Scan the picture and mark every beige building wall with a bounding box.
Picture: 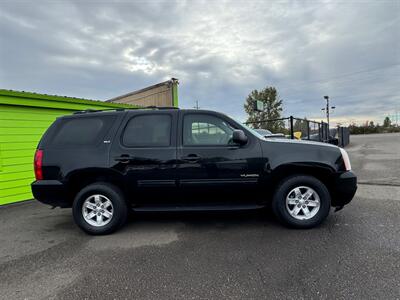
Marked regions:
[108,79,178,107]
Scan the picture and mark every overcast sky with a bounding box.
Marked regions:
[0,0,399,125]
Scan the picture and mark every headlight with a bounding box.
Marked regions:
[340,148,351,171]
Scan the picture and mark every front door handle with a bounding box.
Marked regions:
[182,154,201,162]
[114,154,134,163]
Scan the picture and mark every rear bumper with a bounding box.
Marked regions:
[31,180,71,208]
[332,171,357,207]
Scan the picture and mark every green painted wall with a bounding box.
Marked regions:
[0,89,135,205]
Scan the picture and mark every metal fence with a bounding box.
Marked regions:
[338,126,350,147]
[244,116,350,147]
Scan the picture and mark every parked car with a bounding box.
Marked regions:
[254,128,285,138]
[302,128,339,145]
[32,108,357,235]
[327,128,339,145]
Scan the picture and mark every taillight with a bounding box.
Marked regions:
[34,149,43,180]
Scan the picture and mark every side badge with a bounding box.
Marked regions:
[240,174,259,178]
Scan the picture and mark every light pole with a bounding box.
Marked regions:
[321,95,335,129]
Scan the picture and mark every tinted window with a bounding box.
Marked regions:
[183,114,234,146]
[52,116,114,146]
[122,114,171,147]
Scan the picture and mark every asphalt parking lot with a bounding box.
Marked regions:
[1,133,399,299]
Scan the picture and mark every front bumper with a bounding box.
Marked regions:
[332,171,357,207]
[31,180,71,208]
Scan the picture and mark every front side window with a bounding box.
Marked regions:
[183,114,234,146]
[122,114,171,147]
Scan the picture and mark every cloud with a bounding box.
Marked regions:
[0,0,398,125]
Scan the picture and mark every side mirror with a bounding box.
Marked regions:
[232,130,248,145]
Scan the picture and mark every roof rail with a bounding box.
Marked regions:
[73,109,99,114]
[143,106,179,110]
[72,106,179,115]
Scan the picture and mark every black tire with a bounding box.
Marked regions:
[72,182,128,235]
[272,175,331,229]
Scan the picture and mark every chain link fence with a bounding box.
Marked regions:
[244,116,350,147]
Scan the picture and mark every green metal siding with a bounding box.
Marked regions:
[172,82,179,107]
[0,89,135,205]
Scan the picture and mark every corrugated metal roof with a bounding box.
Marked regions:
[107,78,178,102]
[0,89,136,108]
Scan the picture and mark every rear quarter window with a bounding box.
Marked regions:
[50,116,115,147]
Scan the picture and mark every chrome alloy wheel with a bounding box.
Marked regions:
[286,186,320,220]
[82,194,114,227]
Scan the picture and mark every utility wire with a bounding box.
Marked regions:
[276,62,400,90]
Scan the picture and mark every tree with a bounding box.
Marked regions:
[244,86,284,132]
[348,119,400,135]
[383,116,391,128]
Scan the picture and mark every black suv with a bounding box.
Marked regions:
[32,108,357,235]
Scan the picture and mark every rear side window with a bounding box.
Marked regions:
[51,116,115,147]
[122,114,171,147]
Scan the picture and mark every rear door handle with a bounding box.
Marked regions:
[182,154,201,162]
[114,154,134,163]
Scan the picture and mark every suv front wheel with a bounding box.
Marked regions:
[72,183,128,235]
[272,175,331,228]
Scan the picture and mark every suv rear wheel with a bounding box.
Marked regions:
[72,183,128,235]
[272,175,331,228]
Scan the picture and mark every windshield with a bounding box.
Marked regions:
[228,116,266,140]
[242,123,266,139]
[255,128,272,135]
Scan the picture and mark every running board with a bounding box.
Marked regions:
[133,204,265,212]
